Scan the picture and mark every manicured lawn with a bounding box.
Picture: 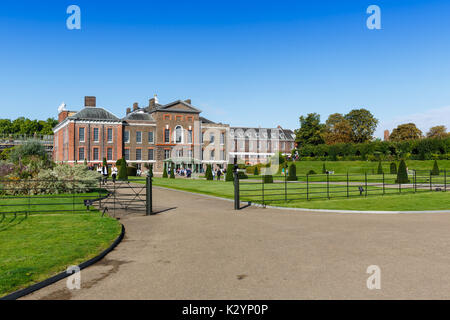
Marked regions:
[286,160,450,175]
[0,192,121,298]
[148,177,450,211]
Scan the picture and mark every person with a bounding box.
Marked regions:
[217,168,222,181]
[111,165,118,183]
[102,165,108,184]
[137,168,142,177]
[96,165,102,175]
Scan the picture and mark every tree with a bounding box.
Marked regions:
[225,164,234,181]
[377,161,383,174]
[431,160,440,176]
[322,113,352,145]
[162,165,168,178]
[287,163,297,181]
[118,158,128,180]
[344,109,378,143]
[9,140,48,163]
[170,163,175,179]
[427,125,448,139]
[294,113,325,147]
[389,123,422,141]
[205,164,213,180]
[253,166,259,176]
[396,160,409,184]
[390,162,397,174]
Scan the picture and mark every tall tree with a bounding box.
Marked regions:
[389,123,422,142]
[426,125,448,139]
[344,109,378,143]
[294,113,325,146]
[322,113,352,145]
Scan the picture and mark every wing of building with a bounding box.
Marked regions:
[53,96,296,174]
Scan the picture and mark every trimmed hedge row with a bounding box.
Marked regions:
[294,137,450,161]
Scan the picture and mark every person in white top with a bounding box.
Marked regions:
[111,165,118,183]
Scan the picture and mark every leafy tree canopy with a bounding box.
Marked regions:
[390,123,423,142]
[323,113,352,145]
[344,109,378,143]
[0,117,58,136]
[294,113,325,147]
[426,125,448,139]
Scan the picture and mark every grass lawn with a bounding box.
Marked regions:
[148,177,450,211]
[285,160,450,175]
[0,192,121,298]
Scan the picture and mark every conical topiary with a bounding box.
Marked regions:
[390,162,397,174]
[377,161,383,174]
[263,174,273,183]
[396,160,410,184]
[287,163,297,181]
[431,160,440,176]
[170,163,175,179]
[205,164,213,180]
[253,166,259,176]
[162,165,168,178]
[225,164,234,181]
[118,158,128,181]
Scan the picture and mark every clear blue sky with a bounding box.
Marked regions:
[1,0,449,137]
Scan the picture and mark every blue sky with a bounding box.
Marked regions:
[0,0,449,137]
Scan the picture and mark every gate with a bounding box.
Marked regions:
[99,176,153,216]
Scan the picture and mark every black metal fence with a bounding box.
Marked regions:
[0,176,154,220]
[235,170,448,209]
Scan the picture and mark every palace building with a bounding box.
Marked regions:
[53,96,295,175]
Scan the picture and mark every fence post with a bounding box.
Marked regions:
[382,172,385,195]
[430,172,432,191]
[99,179,102,209]
[306,174,309,201]
[346,172,349,198]
[72,179,75,213]
[284,170,287,202]
[326,173,330,199]
[365,172,368,197]
[445,170,447,192]
[234,170,240,210]
[146,174,153,215]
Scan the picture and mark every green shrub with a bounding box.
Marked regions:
[390,162,397,174]
[9,140,48,164]
[307,169,317,175]
[377,161,383,174]
[225,164,234,181]
[263,174,273,183]
[162,165,168,178]
[431,160,440,175]
[253,166,259,176]
[170,163,175,179]
[238,171,248,179]
[118,158,128,180]
[396,160,410,183]
[205,164,213,180]
[287,163,297,181]
[127,166,137,177]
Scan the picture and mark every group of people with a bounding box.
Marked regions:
[212,167,226,180]
[169,167,192,178]
[88,164,119,184]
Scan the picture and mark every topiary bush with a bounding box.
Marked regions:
[396,160,410,183]
[431,160,440,176]
[170,163,175,179]
[118,158,128,180]
[238,171,248,179]
[377,161,383,174]
[390,162,397,174]
[263,174,273,183]
[253,166,259,176]
[127,166,137,177]
[205,164,213,180]
[162,165,168,178]
[307,170,317,175]
[225,164,234,181]
[287,163,297,181]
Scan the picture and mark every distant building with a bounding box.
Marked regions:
[0,134,53,157]
[53,96,296,174]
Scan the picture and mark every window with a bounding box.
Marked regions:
[176,149,183,158]
[79,128,85,142]
[210,150,215,160]
[210,133,215,144]
[164,115,171,121]
[136,131,142,143]
[107,148,113,161]
[220,132,225,144]
[164,129,170,143]
[93,128,99,142]
[220,150,225,160]
[188,130,192,144]
[148,149,154,160]
[148,131,154,143]
[124,131,130,143]
[136,149,142,161]
[107,128,113,142]
[164,149,170,159]
[78,148,85,161]
[175,126,182,143]
[176,115,182,121]
[188,149,193,159]
[124,149,130,161]
[93,148,99,161]
[201,133,204,143]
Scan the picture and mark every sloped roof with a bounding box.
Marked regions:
[123,111,155,121]
[200,116,215,124]
[149,100,202,114]
[69,107,121,122]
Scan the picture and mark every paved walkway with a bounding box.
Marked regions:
[23,187,450,299]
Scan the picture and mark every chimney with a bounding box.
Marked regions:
[84,96,96,107]
[384,130,390,141]
[133,102,139,111]
[184,99,191,104]
[58,111,69,123]
[126,107,131,115]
